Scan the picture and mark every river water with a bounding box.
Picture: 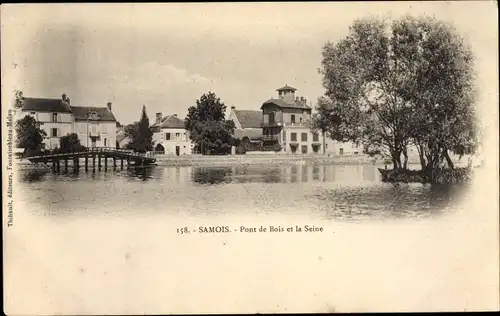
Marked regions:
[7,163,498,314]
[17,164,468,221]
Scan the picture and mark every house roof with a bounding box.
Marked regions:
[261,98,311,110]
[151,115,185,129]
[276,85,297,92]
[233,110,262,128]
[116,131,129,143]
[70,106,117,122]
[22,97,73,113]
[234,128,263,140]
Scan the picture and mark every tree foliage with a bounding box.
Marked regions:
[319,15,477,176]
[15,115,46,150]
[14,90,24,109]
[126,105,154,153]
[184,92,236,155]
[58,133,85,153]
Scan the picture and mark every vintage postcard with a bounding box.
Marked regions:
[2,2,499,314]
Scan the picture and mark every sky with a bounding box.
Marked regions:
[1,2,498,126]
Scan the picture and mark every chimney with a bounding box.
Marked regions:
[61,93,70,105]
[107,102,112,111]
[156,112,162,125]
[173,114,178,117]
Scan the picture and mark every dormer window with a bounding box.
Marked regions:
[88,111,100,120]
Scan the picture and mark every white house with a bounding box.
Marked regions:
[20,96,74,149]
[18,94,117,150]
[72,102,117,148]
[151,113,193,155]
[260,84,361,155]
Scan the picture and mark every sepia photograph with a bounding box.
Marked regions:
[2,2,499,314]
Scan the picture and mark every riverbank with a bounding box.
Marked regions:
[151,154,377,167]
[378,167,474,184]
[15,153,471,169]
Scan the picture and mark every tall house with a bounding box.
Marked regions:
[20,96,74,149]
[151,113,193,155]
[18,94,117,149]
[72,102,117,148]
[261,85,322,154]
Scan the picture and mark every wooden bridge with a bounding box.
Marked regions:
[27,147,156,172]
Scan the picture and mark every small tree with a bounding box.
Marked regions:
[59,133,85,153]
[13,90,24,109]
[127,106,154,153]
[311,96,344,154]
[15,115,46,150]
[184,92,236,155]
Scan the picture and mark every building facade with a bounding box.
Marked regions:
[151,113,193,155]
[18,95,117,150]
[260,85,360,155]
[72,102,117,148]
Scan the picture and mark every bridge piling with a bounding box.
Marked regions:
[85,155,88,172]
[52,160,56,172]
[121,158,124,170]
[56,159,60,172]
[98,154,102,171]
[104,155,108,171]
[64,158,68,173]
[73,157,78,173]
[113,157,117,170]
[92,154,96,171]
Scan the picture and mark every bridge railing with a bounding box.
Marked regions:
[27,147,155,159]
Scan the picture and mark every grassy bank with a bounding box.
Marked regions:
[378,167,474,184]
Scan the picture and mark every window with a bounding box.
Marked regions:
[301,133,307,142]
[301,145,308,154]
[291,115,296,123]
[354,151,359,155]
[291,132,297,141]
[339,148,344,155]
[299,117,303,123]
[313,133,319,142]
[175,133,181,138]
[269,112,275,125]
[52,113,58,122]
[51,128,58,137]
[30,111,36,115]
[165,133,171,140]
[104,139,107,147]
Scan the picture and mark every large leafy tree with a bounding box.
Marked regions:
[184,92,236,155]
[319,15,477,173]
[15,115,46,150]
[127,105,154,153]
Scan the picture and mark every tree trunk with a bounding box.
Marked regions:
[392,157,398,170]
[443,149,454,169]
[417,144,426,171]
[402,148,408,170]
[322,130,326,155]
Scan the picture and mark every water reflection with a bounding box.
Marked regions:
[17,164,470,221]
[127,166,155,181]
[192,167,233,185]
